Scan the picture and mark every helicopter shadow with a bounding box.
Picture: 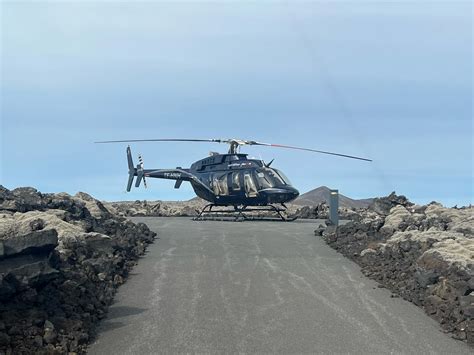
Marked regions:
[96,305,148,333]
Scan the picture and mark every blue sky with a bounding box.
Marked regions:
[1,1,472,206]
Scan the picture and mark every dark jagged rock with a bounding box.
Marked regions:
[295,202,362,220]
[318,194,473,346]
[0,187,46,213]
[0,185,156,354]
[296,205,326,219]
[368,191,413,216]
[2,229,58,257]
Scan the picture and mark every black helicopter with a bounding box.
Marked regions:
[95,138,371,221]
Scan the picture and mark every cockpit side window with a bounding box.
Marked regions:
[270,170,285,185]
[274,169,292,185]
[256,171,272,188]
[255,168,287,188]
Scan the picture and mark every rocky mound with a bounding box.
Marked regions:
[0,186,156,354]
[105,199,364,221]
[105,199,207,217]
[317,193,473,345]
[295,202,363,220]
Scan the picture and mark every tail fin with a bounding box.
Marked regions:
[126,146,135,192]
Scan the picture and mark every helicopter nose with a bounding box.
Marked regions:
[288,187,299,201]
[261,187,299,203]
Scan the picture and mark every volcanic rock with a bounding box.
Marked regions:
[0,185,156,354]
[369,192,413,216]
[319,193,473,345]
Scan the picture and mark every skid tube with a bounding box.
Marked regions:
[193,204,298,222]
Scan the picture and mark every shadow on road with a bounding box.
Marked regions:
[106,305,148,320]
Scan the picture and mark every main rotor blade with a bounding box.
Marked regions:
[249,141,372,162]
[95,137,372,161]
[95,138,223,144]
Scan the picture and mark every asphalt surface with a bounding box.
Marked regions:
[88,217,471,354]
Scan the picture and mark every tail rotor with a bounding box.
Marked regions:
[135,154,147,188]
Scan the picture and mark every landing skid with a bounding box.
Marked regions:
[193,204,298,222]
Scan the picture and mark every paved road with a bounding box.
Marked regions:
[88,217,471,354]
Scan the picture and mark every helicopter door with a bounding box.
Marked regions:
[243,171,258,197]
[212,175,220,195]
[229,171,242,195]
[211,173,229,196]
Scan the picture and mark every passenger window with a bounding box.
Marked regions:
[232,172,241,191]
[211,174,229,195]
[218,174,229,195]
[212,176,220,195]
[244,173,257,197]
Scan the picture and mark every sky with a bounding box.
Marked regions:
[1,1,472,206]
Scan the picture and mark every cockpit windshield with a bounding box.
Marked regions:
[255,168,288,188]
[274,169,292,185]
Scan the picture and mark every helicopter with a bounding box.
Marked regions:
[95,138,372,221]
